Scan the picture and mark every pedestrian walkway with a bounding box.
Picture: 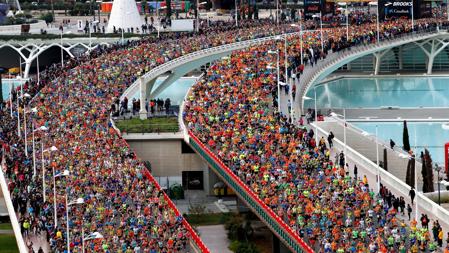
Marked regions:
[316,120,424,189]
[197,225,232,253]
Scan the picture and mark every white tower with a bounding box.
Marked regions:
[107,0,142,33]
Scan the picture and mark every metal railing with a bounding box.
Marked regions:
[115,122,180,134]
[112,127,210,253]
[188,131,314,253]
[121,31,302,101]
[311,121,449,237]
[298,29,445,110]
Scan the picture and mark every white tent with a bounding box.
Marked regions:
[106,0,142,33]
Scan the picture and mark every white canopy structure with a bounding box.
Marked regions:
[106,0,142,33]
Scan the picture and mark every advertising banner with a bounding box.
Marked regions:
[304,0,322,19]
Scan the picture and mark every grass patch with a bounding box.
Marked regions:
[184,213,232,226]
[115,117,179,133]
[0,234,18,253]
[0,223,12,230]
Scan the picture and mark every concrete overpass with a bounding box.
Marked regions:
[120,32,303,120]
[297,30,449,115]
[0,37,135,78]
[117,28,449,252]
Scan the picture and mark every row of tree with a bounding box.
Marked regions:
[403,120,436,193]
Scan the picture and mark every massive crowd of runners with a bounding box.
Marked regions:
[0,15,448,253]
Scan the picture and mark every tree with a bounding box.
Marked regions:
[406,154,415,188]
[229,241,260,253]
[403,120,411,152]
[422,149,435,193]
[166,0,172,19]
[40,12,54,24]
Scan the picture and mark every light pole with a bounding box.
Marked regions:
[196,1,207,32]
[276,0,279,25]
[337,2,349,40]
[30,107,37,177]
[268,49,280,113]
[37,126,49,202]
[290,23,303,65]
[66,197,84,253]
[414,125,418,221]
[83,232,104,252]
[447,0,449,22]
[376,124,380,192]
[17,94,21,138]
[435,164,442,205]
[37,55,40,84]
[60,32,64,67]
[235,0,238,27]
[411,0,414,31]
[51,152,69,228]
[22,93,31,157]
[313,12,324,52]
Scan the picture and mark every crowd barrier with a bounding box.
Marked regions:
[188,131,314,253]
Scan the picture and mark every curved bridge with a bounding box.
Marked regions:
[119,29,448,252]
[120,32,301,119]
[297,30,446,113]
[0,37,124,78]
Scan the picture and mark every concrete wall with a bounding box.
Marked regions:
[126,139,216,193]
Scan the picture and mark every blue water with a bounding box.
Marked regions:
[1,79,26,100]
[130,77,197,105]
[354,122,449,164]
[305,77,449,109]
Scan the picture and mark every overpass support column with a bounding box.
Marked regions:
[23,59,32,79]
[272,233,292,253]
[415,38,449,74]
[398,46,403,70]
[373,49,390,75]
[139,77,148,120]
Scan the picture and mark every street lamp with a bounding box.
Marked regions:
[235,0,238,27]
[60,31,72,68]
[435,164,442,205]
[375,124,380,192]
[368,2,380,43]
[21,93,31,158]
[30,107,38,177]
[268,49,280,113]
[67,197,84,253]
[337,2,349,40]
[37,126,49,202]
[157,6,167,38]
[196,1,207,32]
[312,12,324,52]
[52,153,66,229]
[290,23,303,65]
